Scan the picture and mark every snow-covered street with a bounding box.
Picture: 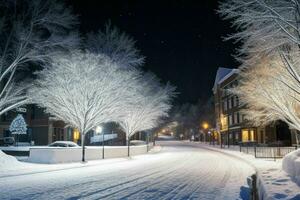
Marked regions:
[0,141,254,200]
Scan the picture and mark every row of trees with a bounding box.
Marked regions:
[219,0,300,144]
[165,98,214,139]
[0,0,175,161]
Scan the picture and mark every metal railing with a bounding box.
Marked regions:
[240,144,297,160]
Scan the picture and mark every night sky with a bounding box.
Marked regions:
[68,0,239,104]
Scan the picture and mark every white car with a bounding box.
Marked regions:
[48,141,79,147]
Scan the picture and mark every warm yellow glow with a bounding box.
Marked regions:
[220,115,228,131]
[162,129,166,133]
[95,126,102,134]
[213,131,218,139]
[73,128,80,142]
[242,129,249,142]
[250,130,255,141]
[242,129,255,142]
[202,122,209,130]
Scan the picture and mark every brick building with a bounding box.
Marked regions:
[213,67,297,146]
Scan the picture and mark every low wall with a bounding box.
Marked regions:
[28,144,152,164]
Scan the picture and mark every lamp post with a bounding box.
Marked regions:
[95,126,103,159]
[202,122,209,143]
[146,132,149,152]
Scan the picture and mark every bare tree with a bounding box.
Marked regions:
[85,22,144,68]
[232,53,300,144]
[219,0,300,143]
[0,0,79,115]
[118,73,176,156]
[219,0,300,58]
[29,51,141,162]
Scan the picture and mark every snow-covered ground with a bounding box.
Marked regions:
[194,142,300,200]
[0,140,255,200]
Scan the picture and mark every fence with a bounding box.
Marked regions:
[240,145,297,159]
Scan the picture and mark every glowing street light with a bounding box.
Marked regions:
[95,126,103,134]
[95,126,104,159]
[202,122,209,130]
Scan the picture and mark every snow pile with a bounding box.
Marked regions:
[0,150,22,171]
[282,149,300,185]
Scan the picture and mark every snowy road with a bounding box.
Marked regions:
[0,141,254,200]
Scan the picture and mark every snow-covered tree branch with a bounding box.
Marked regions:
[219,0,300,143]
[231,53,300,144]
[85,22,144,68]
[0,0,79,115]
[29,51,141,161]
[118,72,175,142]
[117,72,175,156]
[219,0,300,58]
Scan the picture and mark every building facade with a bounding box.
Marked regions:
[0,105,146,146]
[0,105,74,145]
[213,67,297,146]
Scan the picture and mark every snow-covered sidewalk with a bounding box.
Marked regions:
[192,142,300,200]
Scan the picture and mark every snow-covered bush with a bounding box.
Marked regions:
[9,114,27,135]
[0,150,22,171]
[282,149,300,185]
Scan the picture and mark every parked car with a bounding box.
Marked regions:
[48,141,79,147]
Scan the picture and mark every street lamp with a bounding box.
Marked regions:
[95,126,102,135]
[95,126,104,159]
[202,122,209,130]
[202,122,209,143]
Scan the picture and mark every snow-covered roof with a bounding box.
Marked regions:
[212,67,237,93]
[217,68,239,85]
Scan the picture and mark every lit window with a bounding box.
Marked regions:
[250,130,255,141]
[242,129,249,142]
[73,128,80,142]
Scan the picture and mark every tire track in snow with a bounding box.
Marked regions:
[1,141,254,200]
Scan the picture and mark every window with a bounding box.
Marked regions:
[250,130,255,141]
[228,98,232,109]
[236,96,239,106]
[73,129,80,143]
[235,133,239,140]
[234,112,238,124]
[229,114,232,125]
[242,129,255,142]
[233,96,239,107]
[242,129,249,142]
[223,100,227,111]
[239,113,243,123]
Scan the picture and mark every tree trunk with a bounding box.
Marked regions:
[127,136,130,157]
[81,133,85,162]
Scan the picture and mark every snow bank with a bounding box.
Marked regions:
[282,149,300,185]
[0,150,22,171]
[194,142,300,199]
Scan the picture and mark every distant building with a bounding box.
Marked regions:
[212,67,297,146]
[0,105,146,146]
[0,105,72,145]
